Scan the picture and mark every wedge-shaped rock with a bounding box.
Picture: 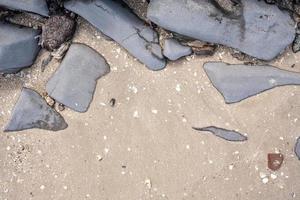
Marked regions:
[64,0,166,71]
[204,62,300,104]
[46,43,110,113]
[0,0,48,16]
[5,88,68,132]
[192,126,247,142]
[0,22,40,73]
[295,137,300,160]
[163,39,192,61]
[147,0,295,60]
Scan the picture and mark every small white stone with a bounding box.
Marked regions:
[228,165,234,170]
[151,109,158,114]
[40,185,45,190]
[262,177,269,184]
[144,178,152,189]
[133,111,139,118]
[259,172,267,179]
[176,84,181,92]
[270,174,277,180]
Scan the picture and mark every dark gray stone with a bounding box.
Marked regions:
[0,0,48,16]
[0,22,40,73]
[192,126,247,142]
[295,137,300,160]
[46,43,110,113]
[163,39,192,61]
[5,88,68,132]
[147,0,295,60]
[204,62,300,104]
[64,0,166,71]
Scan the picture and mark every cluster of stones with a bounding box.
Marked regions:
[0,0,300,159]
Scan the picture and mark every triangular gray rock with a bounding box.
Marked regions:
[0,22,40,73]
[46,43,110,113]
[64,0,166,71]
[5,88,68,132]
[193,126,247,142]
[147,0,295,60]
[0,0,48,16]
[295,137,300,160]
[204,62,300,104]
[163,39,192,61]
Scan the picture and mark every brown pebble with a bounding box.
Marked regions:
[57,103,65,112]
[45,96,55,107]
[268,153,284,171]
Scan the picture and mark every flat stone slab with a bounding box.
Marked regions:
[46,43,110,113]
[147,0,295,60]
[0,0,48,16]
[163,39,192,61]
[204,62,300,104]
[64,0,166,71]
[193,126,247,142]
[0,22,40,73]
[5,88,68,132]
[295,137,300,160]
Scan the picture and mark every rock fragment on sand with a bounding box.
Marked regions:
[163,39,192,61]
[46,43,110,113]
[5,88,68,132]
[147,0,295,60]
[0,22,40,73]
[295,137,300,160]
[192,126,247,142]
[64,0,166,71]
[0,0,49,16]
[203,62,300,104]
[268,153,284,171]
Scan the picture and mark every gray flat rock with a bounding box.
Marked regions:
[5,88,67,132]
[295,137,300,160]
[0,22,40,73]
[147,0,295,60]
[64,0,166,71]
[163,39,192,61]
[193,126,247,142]
[204,62,300,104]
[0,0,48,16]
[46,43,110,113]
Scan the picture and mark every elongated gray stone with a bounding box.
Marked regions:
[0,0,48,16]
[0,22,40,73]
[204,62,300,104]
[192,126,247,142]
[5,88,68,132]
[46,43,110,113]
[64,0,166,71]
[147,0,295,60]
[295,137,300,160]
[163,39,192,61]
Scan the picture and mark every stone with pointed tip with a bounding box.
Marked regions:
[193,126,247,142]
[0,0,49,16]
[0,22,40,73]
[46,43,110,113]
[5,88,68,132]
[163,39,192,61]
[295,137,300,160]
[204,62,300,104]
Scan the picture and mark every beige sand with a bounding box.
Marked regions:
[1,18,300,200]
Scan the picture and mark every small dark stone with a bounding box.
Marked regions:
[268,153,284,171]
[109,98,116,107]
[42,15,76,51]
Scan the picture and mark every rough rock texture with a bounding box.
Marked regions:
[192,126,247,142]
[5,88,68,132]
[295,137,300,160]
[42,15,76,51]
[147,0,295,60]
[122,0,149,21]
[204,62,300,104]
[0,22,40,73]
[46,43,110,113]
[64,0,166,71]
[163,39,192,61]
[0,0,49,16]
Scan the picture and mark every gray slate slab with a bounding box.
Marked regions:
[0,22,40,73]
[193,126,247,142]
[163,39,192,61]
[46,43,110,113]
[0,0,48,16]
[295,137,300,160]
[64,0,166,71]
[147,0,295,60]
[5,88,67,132]
[204,62,300,104]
